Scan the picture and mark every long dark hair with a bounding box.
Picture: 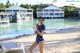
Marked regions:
[38,17,44,21]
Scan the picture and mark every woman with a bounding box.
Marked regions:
[29,17,45,53]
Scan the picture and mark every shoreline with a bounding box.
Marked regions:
[0,27,80,53]
[0,27,80,41]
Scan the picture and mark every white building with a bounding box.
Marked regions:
[37,6,64,19]
[0,5,33,20]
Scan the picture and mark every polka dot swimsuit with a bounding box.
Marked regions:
[36,24,45,43]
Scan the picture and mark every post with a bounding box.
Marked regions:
[21,43,25,53]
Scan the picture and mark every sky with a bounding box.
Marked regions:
[0,0,80,7]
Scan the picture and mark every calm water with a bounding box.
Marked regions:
[0,19,80,39]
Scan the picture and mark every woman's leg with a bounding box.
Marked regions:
[29,41,38,53]
[38,41,44,53]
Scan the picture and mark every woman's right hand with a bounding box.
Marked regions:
[36,24,38,28]
[33,26,38,31]
[33,24,38,31]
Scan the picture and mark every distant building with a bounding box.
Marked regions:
[0,5,33,20]
[37,6,64,19]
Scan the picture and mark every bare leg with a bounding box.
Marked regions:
[38,41,44,53]
[29,41,38,53]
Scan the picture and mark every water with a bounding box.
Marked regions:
[0,19,80,39]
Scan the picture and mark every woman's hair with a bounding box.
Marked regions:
[38,17,44,21]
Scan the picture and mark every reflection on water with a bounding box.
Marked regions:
[0,19,80,35]
[0,20,34,35]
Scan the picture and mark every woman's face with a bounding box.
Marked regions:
[39,19,44,24]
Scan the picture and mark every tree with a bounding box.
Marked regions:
[20,4,31,9]
[31,4,53,9]
[6,0,12,8]
[63,6,77,17]
[0,3,5,8]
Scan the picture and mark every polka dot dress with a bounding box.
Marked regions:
[36,24,45,43]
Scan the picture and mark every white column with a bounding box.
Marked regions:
[19,10,20,13]
[42,9,44,18]
[49,9,51,19]
[11,10,13,20]
[31,10,33,19]
[12,10,13,14]
[54,10,55,18]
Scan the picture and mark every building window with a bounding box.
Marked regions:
[50,9,54,11]
[38,13,43,16]
[38,13,43,15]
[27,14,32,17]
[6,10,12,13]
[38,10,42,12]
[55,10,59,11]
[20,10,26,12]
[27,10,32,12]
[44,13,48,15]
[50,13,54,15]
[13,10,19,13]
[47,17,49,19]
[55,13,59,15]
[44,17,46,19]
[60,13,63,15]
[44,10,48,12]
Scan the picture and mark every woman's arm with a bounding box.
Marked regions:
[36,29,44,36]
[34,30,37,34]
[33,26,45,36]
[33,24,38,34]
